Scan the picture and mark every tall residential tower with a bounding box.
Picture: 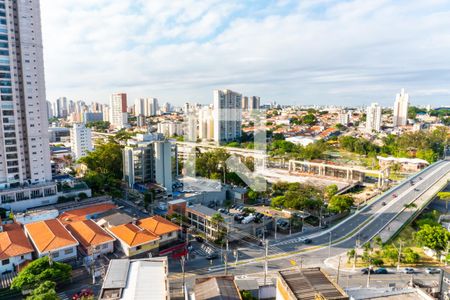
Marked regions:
[393,88,409,127]
[0,0,52,187]
[213,89,242,144]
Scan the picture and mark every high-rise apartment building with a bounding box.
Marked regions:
[135,97,159,117]
[338,111,351,126]
[198,105,214,141]
[56,97,68,118]
[366,103,382,132]
[123,134,172,192]
[70,123,92,159]
[110,93,128,129]
[242,96,249,110]
[213,89,242,144]
[393,88,409,127]
[0,0,52,187]
[46,101,53,119]
[248,96,261,111]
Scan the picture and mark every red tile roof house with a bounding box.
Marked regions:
[0,223,34,273]
[137,215,180,247]
[24,219,79,262]
[66,220,116,258]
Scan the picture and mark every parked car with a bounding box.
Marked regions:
[403,268,414,274]
[206,253,219,260]
[320,223,329,229]
[361,268,374,274]
[374,268,388,274]
[392,194,398,198]
[425,268,440,274]
[195,236,204,243]
[381,201,386,206]
[302,238,312,244]
[242,215,255,224]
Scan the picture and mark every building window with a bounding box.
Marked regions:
[102,243,108,249]
[64,248,73,255]
[1,259,9,265]
[136,245,142,251]
[52,251,59,258]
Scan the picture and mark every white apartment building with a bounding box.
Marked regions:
[338,111,351,126]
[198,105,214,141]
[154,141,172,193]
[393,88,409,127]
[123,134,173,192]
[157,121,183,137]
[213,89,242,144]
[102,104,111,122]
[71,123,93,159]
[110,93,128,129]
[366,103,382,132]
[248,96,261,111]
[135,97,159,117]
[0,0,52,188]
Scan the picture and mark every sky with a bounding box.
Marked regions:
[40,0,450,107]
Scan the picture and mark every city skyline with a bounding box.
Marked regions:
[40,0,450,107]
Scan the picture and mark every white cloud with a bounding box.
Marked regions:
[40,0,450,106]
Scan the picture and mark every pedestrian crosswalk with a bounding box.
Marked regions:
[272,237,304,247]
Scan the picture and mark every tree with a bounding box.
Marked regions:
[324,184,338,200]
[402,248,420,264]
[26,281,58,300]
[271,195,285,208]
[438,192,450,212]
[382,245,398,265]
[210,212,225,243]
[328,195,354,213]
[241,290,257,300]
[416,224,450,256]
[11,257,72,291]
[347,249,356,263]
[247,190,258,203]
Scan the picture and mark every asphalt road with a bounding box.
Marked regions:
[169,160,450,277]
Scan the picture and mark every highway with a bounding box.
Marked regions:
[169,159,450,278]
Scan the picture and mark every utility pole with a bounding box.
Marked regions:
[274,217,277,240]
[264,240,269,285]
[234,249,239,266]
[224,251,228,275]
[336,256,341,285]
[353,246,357,270]
[366,259,371,288]
[397,241,403,271]
[328,232,332,258]
[181,256,186,297]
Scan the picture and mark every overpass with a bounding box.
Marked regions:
[288,160,390,188]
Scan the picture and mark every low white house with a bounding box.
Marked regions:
[24,219,79,262]
[0,223,34,273]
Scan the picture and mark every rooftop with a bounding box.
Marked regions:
[137,215,180,236]
[186,204,224,219]
[58,203,117,224]
[95,209,135,228]
[66,220,115,249]
[108,223,160,247]
[24,219,78,253]
[100,258,169,300]
[59,203,117,225]
[0,223,34,260]
[278,268,348,300]
[194,276,242,300]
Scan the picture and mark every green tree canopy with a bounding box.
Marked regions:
[11,257,72,291]
[325,184,339,200]
[416,224,450,255]
[328,195,354,213]
[26,281,58,300]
